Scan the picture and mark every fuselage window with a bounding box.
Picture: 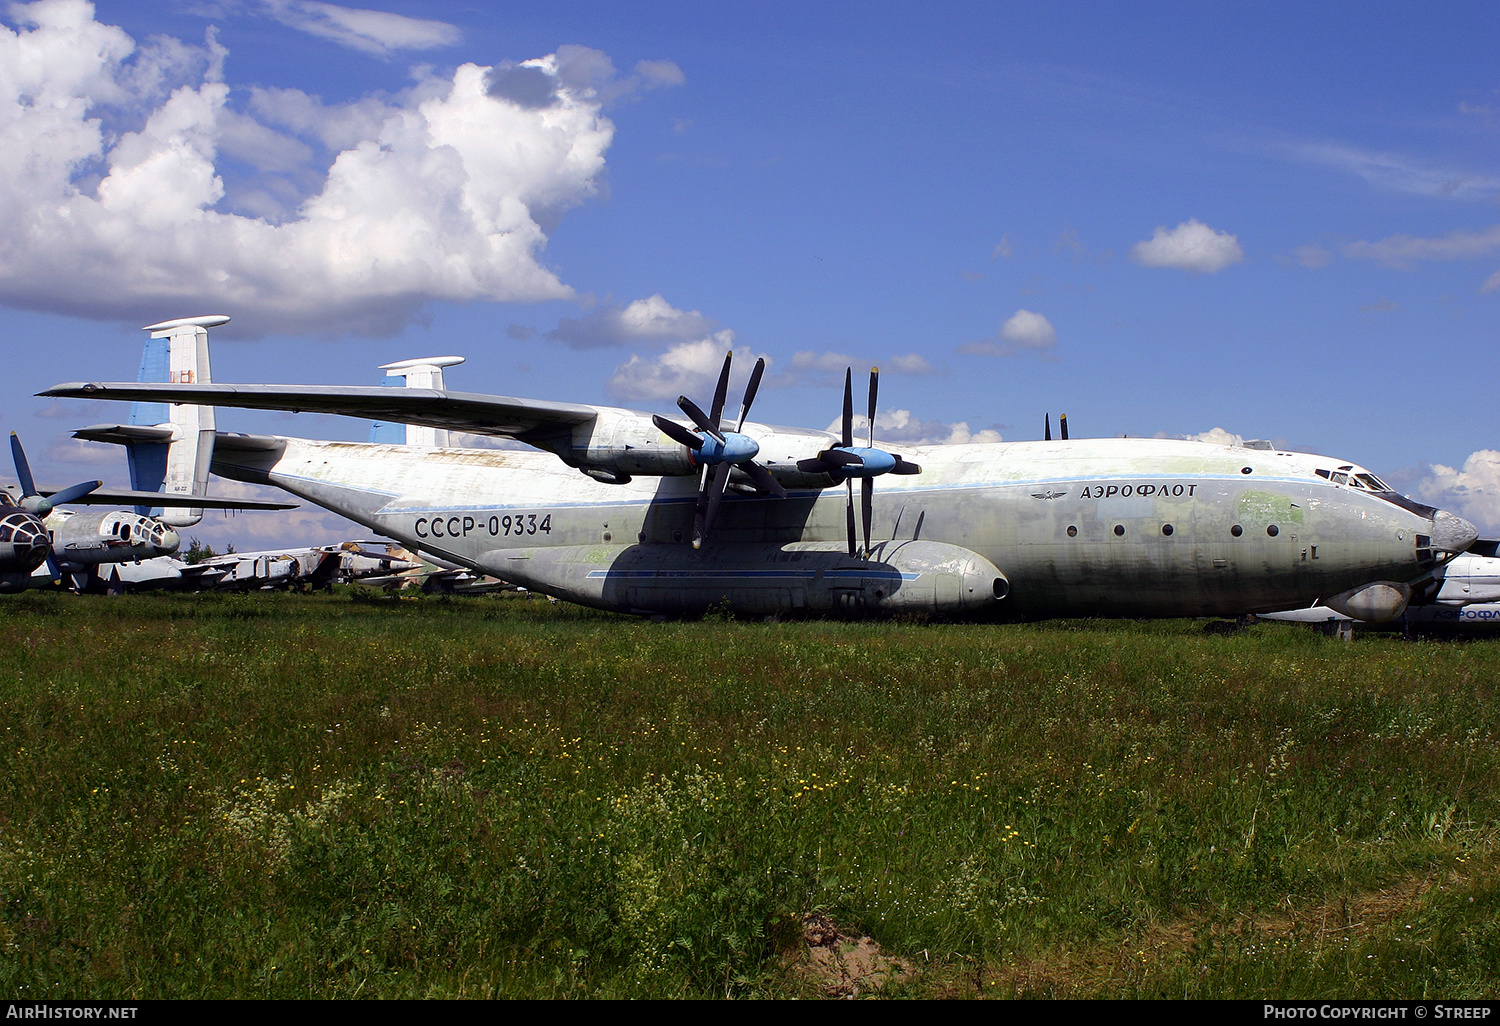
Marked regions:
[1161,524,1174,536]
[1113,524,1125,537]
[1231,524,1243,537]
[1267,524,1279,537]
[1066,525,1077,537]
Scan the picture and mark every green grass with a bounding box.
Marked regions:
[3,591,1499,998]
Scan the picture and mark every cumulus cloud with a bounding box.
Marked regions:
[957,309,1057,358]
[776,351,936,387]
[0,2,681,335]
[261,1,460,57]
[548,294,717,349]
[832,409,1001,447]
[606,335,761,403]
[1340,224,1500,269]
[489,45,683,109]
[1186,427,1243,446]
[886,354,934,375]
[1130,219,1243,273]
[1411,450,1500,537]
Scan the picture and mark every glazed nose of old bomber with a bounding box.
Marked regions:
[1431,509,1479,555]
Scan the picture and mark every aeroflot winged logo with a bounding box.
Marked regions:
[1030,489,1068,500]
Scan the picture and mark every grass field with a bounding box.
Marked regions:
[3,590,1498,999]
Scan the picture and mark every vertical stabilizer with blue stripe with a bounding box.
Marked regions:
[126,315,228,526]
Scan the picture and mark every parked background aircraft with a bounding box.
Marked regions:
[43,316,1479,620]
[1262,541,1500,633]
[89,541,425,594]
[4,429,294,593]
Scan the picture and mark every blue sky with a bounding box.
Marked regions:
[4,0,1498,548]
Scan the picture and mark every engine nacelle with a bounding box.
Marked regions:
[558,409,841,488]
[479,539,1008,617]
[1324,581,1412,623]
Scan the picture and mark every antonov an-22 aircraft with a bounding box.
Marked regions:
[42,315,1477,621]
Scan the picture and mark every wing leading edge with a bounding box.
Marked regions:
[43,383,599,443]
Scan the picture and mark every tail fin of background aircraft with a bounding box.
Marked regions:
[369,357,465,447]
[125,315,227,527]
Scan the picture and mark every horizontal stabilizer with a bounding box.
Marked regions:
[36,486,297,511]
[73,423,176,445]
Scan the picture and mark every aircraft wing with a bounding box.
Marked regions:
[42,380,843,486]
[41,382,600,444]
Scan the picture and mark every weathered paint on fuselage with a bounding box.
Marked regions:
[44,509,180,567]
[211,434,1456,618]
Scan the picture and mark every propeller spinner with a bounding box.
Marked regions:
[796,368,922,556]
[651,352,787,549]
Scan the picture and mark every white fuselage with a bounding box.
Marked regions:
[45,509,180,568]
[210,434,1464,618]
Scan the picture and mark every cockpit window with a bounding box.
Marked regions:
[1331,472,1349,485]
[1315,469,1330,480]
[1357,473,1390,491]
[0,492,13,508]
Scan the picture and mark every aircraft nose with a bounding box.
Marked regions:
[158,526,181,555]
[1431,509,1478,554]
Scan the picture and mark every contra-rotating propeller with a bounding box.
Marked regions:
[651,352,787,549]
[10,432,100,516]
[796,368,922,556]
[1044,413,1069,441]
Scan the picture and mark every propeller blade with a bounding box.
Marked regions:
[677,396,725,442]
[694,463,733,549]
[861,476,873,556]
[691,465,711,549]
[708,351,732,430]
[867,367,878,448]
[736,358,766,432]
[796,449,865,475]
[47,480,103,507]
[1044,413,1052,441]
[704,463,732,534]
[653,413,703,450]
[742,460,787,498]
[10,432,35,496]
[892,456,922,475]
[845,479,857,556]
[1060,413,1068,441]
[841,368,854,448]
